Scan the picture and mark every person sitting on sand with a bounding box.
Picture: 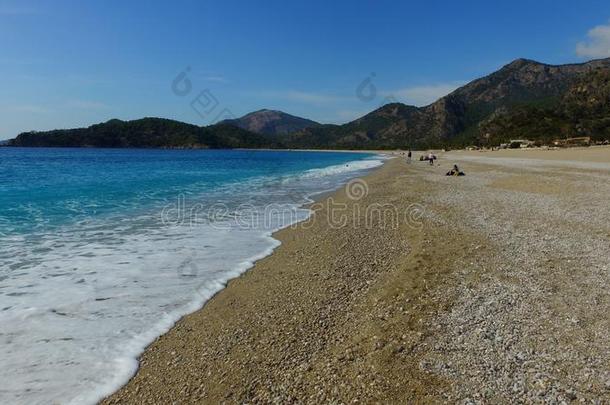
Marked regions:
[446,164,465,176]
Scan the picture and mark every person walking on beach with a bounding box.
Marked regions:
[407,149,412,164]
[428,152,435,165]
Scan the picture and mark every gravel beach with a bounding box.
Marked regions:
[104,147,610,404]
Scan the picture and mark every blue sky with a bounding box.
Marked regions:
[2,0,610,139]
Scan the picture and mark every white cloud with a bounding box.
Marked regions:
[262,90,348,104]
[66,100,109,110]
[188,69,229,84]
[328,109,371,123]
[203,76,228,83]
[10,104,50,114]
[576,21,610,58]
[4,100,108,116]
[383,82,466,106]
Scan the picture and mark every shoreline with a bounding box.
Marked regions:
[103,156,458,403]
[0,149,385,405]
[104,148,610,403]
[83,154,387,404]
[103,157,419,403]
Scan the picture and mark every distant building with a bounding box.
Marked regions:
[509,139,534,148]
[553,137,591,147]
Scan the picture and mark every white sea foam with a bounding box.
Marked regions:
[0,154,383,405]
[300,157,384,178]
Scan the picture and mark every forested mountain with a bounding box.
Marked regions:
[479,67,610,144]
[9,118,278,149]
[8,58,610,149]
[220,109,319,135]
[284,57,610,149]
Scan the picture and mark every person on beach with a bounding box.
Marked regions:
[407,149,412,163]
[428,152,435,165]
[446,164,465,176]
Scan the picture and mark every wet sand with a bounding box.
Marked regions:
[105,147,610,403]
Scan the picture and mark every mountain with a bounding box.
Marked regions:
[441,57,610,145]
[9,118,279,149]
[8,58,610,150]
[221,109,320,135]
[285,57,610,149]
[479,67,610,144]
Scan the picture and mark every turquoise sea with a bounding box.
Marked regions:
[0,148,383,404]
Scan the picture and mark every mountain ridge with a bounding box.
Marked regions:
[220,109,320,135]
[284,56,610,148]
[8,57,610,149]
[9,117,279,149]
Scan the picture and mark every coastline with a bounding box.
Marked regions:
[104,148,610,403]
[103,156,432,403]
[0,149,385,405]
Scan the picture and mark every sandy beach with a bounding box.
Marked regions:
[104,147,610,403]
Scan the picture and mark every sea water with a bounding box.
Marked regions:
[0,148,383,404]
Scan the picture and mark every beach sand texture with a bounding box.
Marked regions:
[105,147,610,403]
